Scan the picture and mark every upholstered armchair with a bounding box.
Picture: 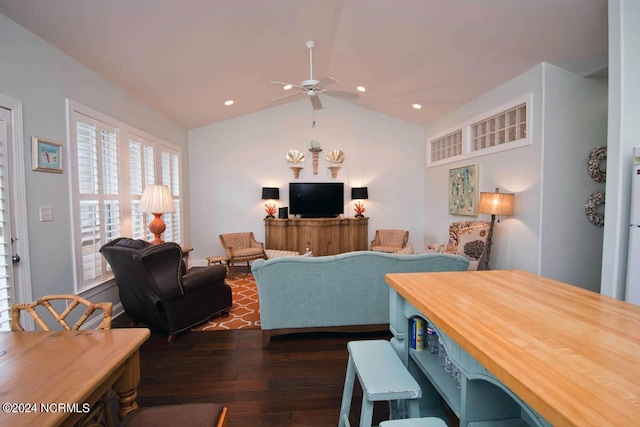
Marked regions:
[370,229,410,253]
[220,231,267,276]
[219,232,267,276]
[427,221,490,270]
[100,238,232,342]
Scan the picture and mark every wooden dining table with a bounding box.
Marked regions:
[0,328,150,426]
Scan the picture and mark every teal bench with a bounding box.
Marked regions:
[338,340,422,427]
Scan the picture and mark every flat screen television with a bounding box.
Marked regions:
[289,182,344,218]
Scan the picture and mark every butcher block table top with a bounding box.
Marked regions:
[385,269,640,427]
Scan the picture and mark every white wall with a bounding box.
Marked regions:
[188,96,425,265]
[424,65,544,274]
[601,0,640,299]
[540,64,607,290]
[0,13,188,302]
[424,63,607,291]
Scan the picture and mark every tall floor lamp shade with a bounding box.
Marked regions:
[478,188,515,270]
[139,184,175,245]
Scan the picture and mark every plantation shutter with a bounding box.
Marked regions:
[74,112,120,291]
[129,136,155,240]
[160,147,181,243]
[0,115,12,331]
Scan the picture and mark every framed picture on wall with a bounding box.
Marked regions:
[448,164,478,216]
[32,136,63,173]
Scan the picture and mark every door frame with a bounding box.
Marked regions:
[0,93,33,313]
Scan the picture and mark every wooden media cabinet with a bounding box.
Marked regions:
[264,217,368,256]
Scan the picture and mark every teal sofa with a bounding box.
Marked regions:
[251,251,469,347]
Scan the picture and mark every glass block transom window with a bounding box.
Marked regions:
[430,130,462,162]
[471,103,526,151]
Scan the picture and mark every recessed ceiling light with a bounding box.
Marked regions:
[412,103,422,109]
[283,84,293,90]
[356,86,366,92]
[224,100,234,106]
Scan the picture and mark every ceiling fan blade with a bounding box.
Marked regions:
[271,91,305,102]
[310,95,323,110]
[270,81,304,89]
[326,90,359,100]
[316,77,338,89]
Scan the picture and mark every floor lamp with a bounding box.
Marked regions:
[139,184,175,245]
[478,188,515,270]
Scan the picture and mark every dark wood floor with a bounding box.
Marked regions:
[112,266,457,426]
[128,328,396,426]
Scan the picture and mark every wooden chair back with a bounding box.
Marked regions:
[11,294,113,331]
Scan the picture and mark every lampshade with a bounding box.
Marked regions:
[351,187,369,200]
[478,188,515,216]
[139,185,175,214]
[262,187,280,200]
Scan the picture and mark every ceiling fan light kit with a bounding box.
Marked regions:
[270,40,359,113]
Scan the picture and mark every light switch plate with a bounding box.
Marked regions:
[39,206,53,222]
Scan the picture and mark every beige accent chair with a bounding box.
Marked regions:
[427,221,490,270]
[370,229,410,253]
[219,232,267,276]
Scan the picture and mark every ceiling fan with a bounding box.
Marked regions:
[270,40,359,111]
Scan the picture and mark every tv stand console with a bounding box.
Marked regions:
[264,217,368,256]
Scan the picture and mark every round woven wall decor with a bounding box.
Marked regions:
[588,146,607,182]
[585,190,605,227]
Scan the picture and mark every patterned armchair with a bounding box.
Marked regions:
[427,221,490,270]
[370,229,409,253]
[219,232,267,276]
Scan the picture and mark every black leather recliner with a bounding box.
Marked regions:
[100,237,232,341]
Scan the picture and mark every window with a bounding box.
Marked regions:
[129,134,156,241]
[160,146,182,244]
[470,103,526,151]
[426,94,531,167]
[430,129,462,162]
[74,112,120,288]
[68,100,183,292]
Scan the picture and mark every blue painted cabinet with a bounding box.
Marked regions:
[389,288,551,427]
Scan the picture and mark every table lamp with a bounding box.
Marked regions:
[138,184,175,245]
[262,187,279,218]
[478,188,515,270]
[351,187,368,217]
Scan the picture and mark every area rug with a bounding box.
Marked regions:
[192,273,261,331]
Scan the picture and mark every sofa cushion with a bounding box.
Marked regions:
[232,247,265,259]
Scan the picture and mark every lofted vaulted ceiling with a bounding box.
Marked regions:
[0,0,608,129]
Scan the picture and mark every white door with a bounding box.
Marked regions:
[0,102,31,331]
